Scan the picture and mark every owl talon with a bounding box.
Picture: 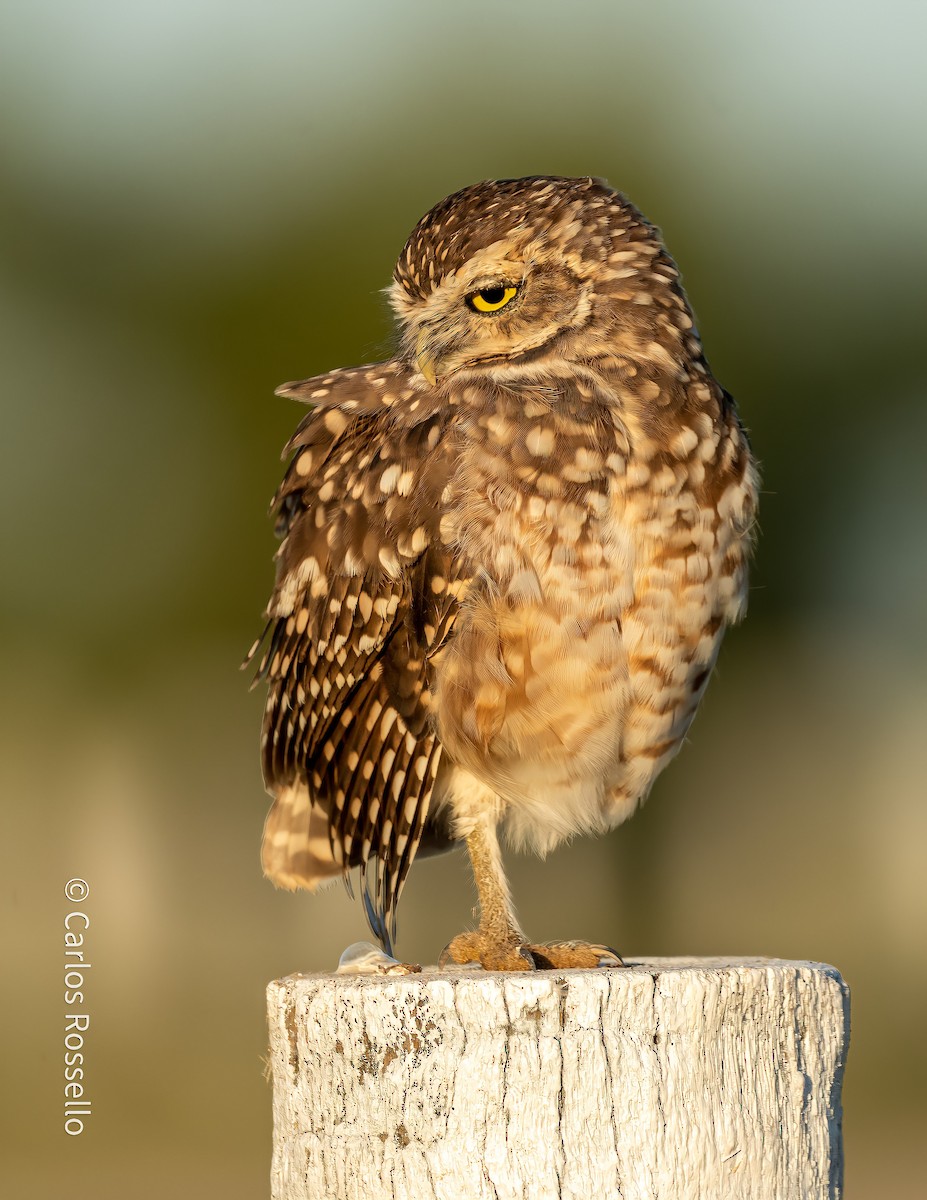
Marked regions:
[526,940,625,970]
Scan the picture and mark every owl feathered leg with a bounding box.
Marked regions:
[439,815,535,971]
[438,814,624,972]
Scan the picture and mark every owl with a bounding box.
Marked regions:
[249,176,758,971]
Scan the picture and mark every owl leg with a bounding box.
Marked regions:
[438,815,535,971]
[437,810,624,972]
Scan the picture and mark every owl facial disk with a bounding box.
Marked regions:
[400,250,592,385]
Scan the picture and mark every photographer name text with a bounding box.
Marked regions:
[63,878,91,1136]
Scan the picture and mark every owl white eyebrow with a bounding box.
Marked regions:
[466,276,521,293]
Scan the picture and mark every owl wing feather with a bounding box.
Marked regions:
[250,361,463,949]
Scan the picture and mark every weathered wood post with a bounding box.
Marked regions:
[267,957,849,1200]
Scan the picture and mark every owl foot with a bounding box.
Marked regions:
[438,930,536,972]
[525,940,624,970]
[438,932,623,972]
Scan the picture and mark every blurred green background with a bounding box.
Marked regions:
[1,1,924,1196]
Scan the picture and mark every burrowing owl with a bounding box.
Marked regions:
[250,176,757,971]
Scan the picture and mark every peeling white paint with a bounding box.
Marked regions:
[267,957,849,1200]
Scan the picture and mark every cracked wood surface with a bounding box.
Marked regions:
[267,958,849,1200]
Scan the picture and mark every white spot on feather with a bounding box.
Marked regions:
[379,464,401,494]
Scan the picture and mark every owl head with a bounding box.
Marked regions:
[389,175,688,386]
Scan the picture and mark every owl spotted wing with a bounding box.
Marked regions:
[250,362,463,949]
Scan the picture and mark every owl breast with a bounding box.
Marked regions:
[431,377,757,854]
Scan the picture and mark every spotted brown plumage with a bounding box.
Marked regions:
[251,175,758,969]
[250,363,464,946]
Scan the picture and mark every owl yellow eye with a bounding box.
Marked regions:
[467,285,518,313]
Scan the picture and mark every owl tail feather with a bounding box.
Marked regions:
[261,782,344,892]
[360,857,395,957]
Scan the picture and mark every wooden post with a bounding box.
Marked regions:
[267,957,849,1200]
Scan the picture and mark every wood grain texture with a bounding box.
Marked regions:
[267,958,849,1200]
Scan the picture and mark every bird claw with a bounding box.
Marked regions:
[527,940,625,970]
[438,932,623,972]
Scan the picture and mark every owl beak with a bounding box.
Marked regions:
[417,353,438,386]
[415,331,439,386]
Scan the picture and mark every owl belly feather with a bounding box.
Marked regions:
[433,385,755,855]
[437,575,632,855]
